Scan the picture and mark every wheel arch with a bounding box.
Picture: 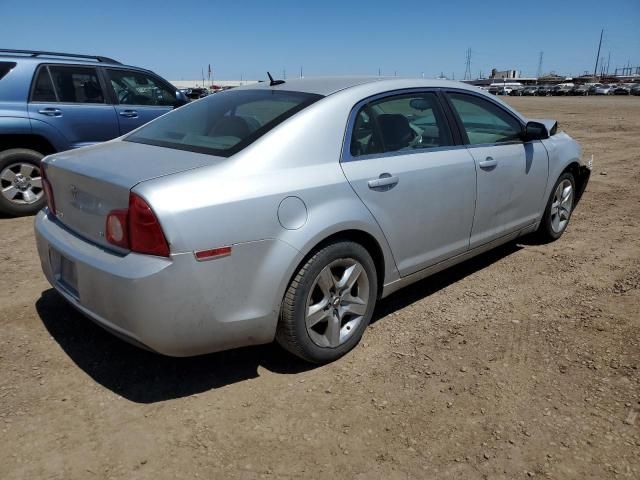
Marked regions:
[561,161,589,205]
[288,228,391,300]
[0,134,57,156]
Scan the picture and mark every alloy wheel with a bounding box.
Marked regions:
[0,162,43,205]
[305,258,370,348]
[550,179,573,233]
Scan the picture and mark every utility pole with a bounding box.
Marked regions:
[464,48,472,80]
[593,28,604,78]
[537,51,544,78]
[378,68,381,77]
[300,66,303,78]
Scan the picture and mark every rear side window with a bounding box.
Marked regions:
[48,66,105,103]
[31,67,57,102]
[350,92,452,157]
[126,89,323,157]
[0,62,17,81]
[448,93,522,144]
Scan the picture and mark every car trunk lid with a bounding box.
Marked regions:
[44,140,218,251]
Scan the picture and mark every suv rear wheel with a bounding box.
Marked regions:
[0,148,45,216]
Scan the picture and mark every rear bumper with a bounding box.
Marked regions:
[34,210,301,356]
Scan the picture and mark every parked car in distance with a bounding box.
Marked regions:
[184,87,209,100]
[552,85,573,96]
[570,85,589,96]
[521,86,539,96]
[631,84,640,96]
[0,49,188,216]
[508,86,525,96]
[35,77,591,363]
[536,85,552,96]
[594,84,615,95]
[613,84,632,95]
[587,83,603,95]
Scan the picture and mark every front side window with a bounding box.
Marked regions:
[350,92,452,158]
[31,67,57,102]
[448,92,522,144]
[126,89,322,157]
[48,66,105,103]
[107,69,176,106]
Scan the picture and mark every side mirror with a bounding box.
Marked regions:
[522,121,549,141]
[173,91,190,109]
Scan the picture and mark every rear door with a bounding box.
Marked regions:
[28,65,119,148]
[444,91,549,247]
[341,91,476,277]
[105,68,177,135]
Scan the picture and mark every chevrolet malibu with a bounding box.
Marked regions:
[35,77,591,363]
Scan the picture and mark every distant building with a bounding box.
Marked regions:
[170,79,259,89]
[490,68,520,79]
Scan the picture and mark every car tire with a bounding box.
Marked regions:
[0,149,46,217]
[536,172,576,242]
[276,241,378,364]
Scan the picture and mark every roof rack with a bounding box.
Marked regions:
[0,49,121,64]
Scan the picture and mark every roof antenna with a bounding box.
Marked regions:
[267,71,285,86]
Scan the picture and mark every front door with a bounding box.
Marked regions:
[105,69,177,135]
[446,91,549,248]
[341,91,476,277]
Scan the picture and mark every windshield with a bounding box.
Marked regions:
[126,89,323,157]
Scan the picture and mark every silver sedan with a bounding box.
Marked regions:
[35,77,591,363]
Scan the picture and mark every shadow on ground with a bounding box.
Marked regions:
[36,242,521,404]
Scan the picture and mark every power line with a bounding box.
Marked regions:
[537,51,544,78]
[593,28,604,78]
[463,48,472,80]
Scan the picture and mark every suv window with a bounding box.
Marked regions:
[126,89,322,157]
[47,66,105,103]
[448,93,522,144]
[350,92,452,157]
[107,69,176,106]
[0,62,17,81]
[31,67,57,102]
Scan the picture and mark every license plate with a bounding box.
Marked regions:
[50,248,78,297]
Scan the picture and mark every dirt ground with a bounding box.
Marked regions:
[1,96,639,480]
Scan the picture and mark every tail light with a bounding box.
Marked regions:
[106,193,170,257]
[41,166,56,215]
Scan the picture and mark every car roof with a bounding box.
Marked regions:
[0,51,145,71]
[238,76,483,96]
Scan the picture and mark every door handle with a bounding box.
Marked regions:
[478,157,498,169]
[368,173,399,191]
[38,108,62,117]
[119,110,138,118]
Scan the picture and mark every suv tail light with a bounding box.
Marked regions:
[106,193,170,257]
[41,166,56,215]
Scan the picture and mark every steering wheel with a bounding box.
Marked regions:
[118,89,132,104]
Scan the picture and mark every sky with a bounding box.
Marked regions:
[1,0,638,81]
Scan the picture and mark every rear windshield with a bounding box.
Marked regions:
[0,62,17,81]
[126,89,323,157]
